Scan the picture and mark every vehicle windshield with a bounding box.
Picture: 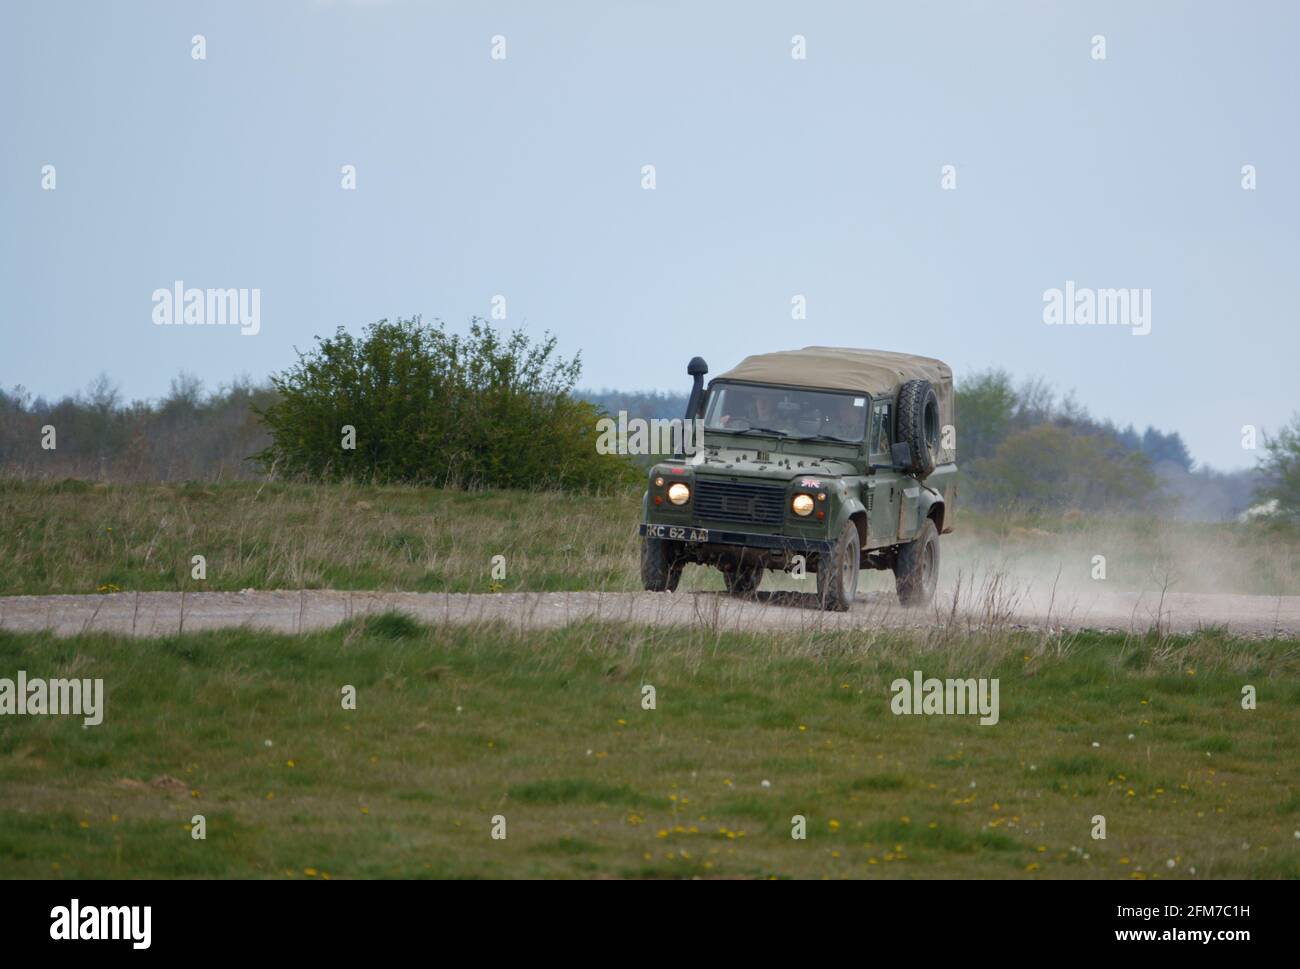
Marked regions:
[703,383,869,443]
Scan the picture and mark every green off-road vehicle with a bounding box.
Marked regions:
[639,347,957,610]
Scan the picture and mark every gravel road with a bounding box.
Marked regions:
[1,587,1296,638]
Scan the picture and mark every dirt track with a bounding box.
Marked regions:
[1,586,1297,638]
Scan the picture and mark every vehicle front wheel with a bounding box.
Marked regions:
[816,522,861,612]
[722,559,764,596]
[894,518,939,606]
[642,536,683,592]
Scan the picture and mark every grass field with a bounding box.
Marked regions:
[0,479,638,596]
[1,615,1296,879]
[2,479,1298,597]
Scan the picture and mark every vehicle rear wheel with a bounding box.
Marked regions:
[816,522,860,612]
[722,558,764,596]
[894,518,939,606]
[642,536,683,592]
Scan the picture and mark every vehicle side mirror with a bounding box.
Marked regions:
[890,442,912,469]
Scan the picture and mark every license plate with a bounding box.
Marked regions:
[646,524,709,543]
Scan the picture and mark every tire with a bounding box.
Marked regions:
[816,522,861,612]
[642,536,683,592]
[896,379,940,478]
[722,559,764,596]
[894,518,939,607]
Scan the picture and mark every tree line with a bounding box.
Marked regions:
[1,320,1294,521]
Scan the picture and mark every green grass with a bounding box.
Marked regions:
[0,616,1295,879]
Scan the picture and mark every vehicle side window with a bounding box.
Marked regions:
[870,401,892,458]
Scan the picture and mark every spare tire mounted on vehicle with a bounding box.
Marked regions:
[895,378,940,478]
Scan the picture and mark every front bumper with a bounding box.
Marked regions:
[639,522,835,553]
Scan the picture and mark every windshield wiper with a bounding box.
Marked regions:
[725,426,789,437]
[800,433,860,444]
[712,424,790,437]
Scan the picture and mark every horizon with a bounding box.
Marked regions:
[0,347,1258,478]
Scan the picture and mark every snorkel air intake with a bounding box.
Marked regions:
[684,356,708,420]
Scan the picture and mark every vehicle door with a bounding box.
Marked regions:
[866,399,900,548]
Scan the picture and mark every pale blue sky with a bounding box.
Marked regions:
[2,0,1296,469]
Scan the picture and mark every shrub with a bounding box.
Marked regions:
[254,317,637,491]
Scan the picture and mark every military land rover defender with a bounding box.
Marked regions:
[639,347,957,611]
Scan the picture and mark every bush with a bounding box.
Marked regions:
[254,317,637,491]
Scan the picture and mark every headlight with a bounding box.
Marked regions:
[792,494,814,516]
[667,482,691,505]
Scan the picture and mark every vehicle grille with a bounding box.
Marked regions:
[693,478,786,526]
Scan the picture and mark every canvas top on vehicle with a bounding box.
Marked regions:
[712,346,955,464]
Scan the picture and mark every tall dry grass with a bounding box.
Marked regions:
[0,479,1296,598]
